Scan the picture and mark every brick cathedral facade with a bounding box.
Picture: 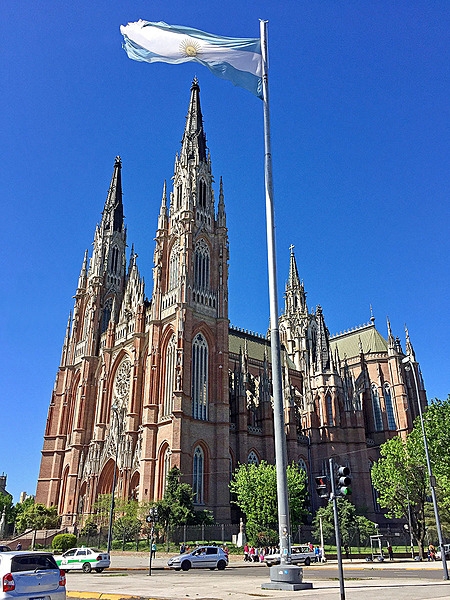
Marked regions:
[36,80,426,529]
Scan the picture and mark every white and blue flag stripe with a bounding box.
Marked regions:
[120,20,262,98]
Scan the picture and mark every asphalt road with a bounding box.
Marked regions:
[65,554,450,600]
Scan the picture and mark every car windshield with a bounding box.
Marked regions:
[11,554,58,572]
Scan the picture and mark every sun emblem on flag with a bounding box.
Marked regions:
[180,37,201,57]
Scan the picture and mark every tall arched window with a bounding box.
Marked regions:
[194,240,210,291]
[198,179,207,209]
[163,334,177,416]
[193,446,204,504]
[101,299,112,333]
[383,383,397,430]
[168,243,180,290]
[369,461,381,513]
[371,384,383,431]
[111,246,119,274]
[192,333,208,420]
[326,394,334,426]
[163,447,171,492]
[176,184,182,210]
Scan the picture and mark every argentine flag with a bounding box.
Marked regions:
[120,20,262,99]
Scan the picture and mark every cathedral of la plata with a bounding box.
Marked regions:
[36,79,426,529]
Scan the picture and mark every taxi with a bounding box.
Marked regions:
[53,547,110,573]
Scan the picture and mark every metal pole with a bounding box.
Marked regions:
[403,357,449,580]
[106,406,120,554]
[259,19,291,566]
[329,458,345,600]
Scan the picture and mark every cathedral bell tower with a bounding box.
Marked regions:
[141,79,231,521]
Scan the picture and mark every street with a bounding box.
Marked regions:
[65,553,450,600]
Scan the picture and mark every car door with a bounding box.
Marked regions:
[205,547,218,568]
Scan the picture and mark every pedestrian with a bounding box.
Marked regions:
[179,542,186,554]
[314,546,320,562]
[387,544,394,561]
[428,544,436,561]
[243,543,249,561]
[16,542,22,551]
[223,545,229,561]
[151,542,157,559]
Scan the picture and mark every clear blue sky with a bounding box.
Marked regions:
[1,1,449,504]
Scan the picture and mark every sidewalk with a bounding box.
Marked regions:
[65,552,450,600]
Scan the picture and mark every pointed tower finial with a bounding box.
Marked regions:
[370,304,375,324]
[217,176,226,227]
[77,249,89,291]
[405,324,416,362]
[181,78,207,163]
[102,156,124,232]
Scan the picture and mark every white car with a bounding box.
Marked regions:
[53,548,110,573]
[0,551,66,600]
[436,544,450,559]
[167,546,228,571]
[264,545,316,567]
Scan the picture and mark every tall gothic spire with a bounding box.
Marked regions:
[284,245,307,316]
[180,78,207,164]
[102,156,124,233]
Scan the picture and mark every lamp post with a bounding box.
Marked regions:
[402,356,449,580]
[106,404,120,554]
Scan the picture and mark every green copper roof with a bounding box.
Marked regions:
[330,323,388,360]
[229,327,297,369]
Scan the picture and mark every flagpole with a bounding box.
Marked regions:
[259,21,303,589]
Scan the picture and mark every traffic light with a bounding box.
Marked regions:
[336,465,352,496]
[315,475,329,499]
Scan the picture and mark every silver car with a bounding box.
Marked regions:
[264,545,316,567]
[168,546,228,571]
[0,551,66,600]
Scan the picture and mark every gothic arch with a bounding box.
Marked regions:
[97,457,118,496]
[191,441,209,505]
[161,328,177,417]
[58,465,70,514]
[64,371,81,437]
[156,441,171,499]
[129,471,140,501]
[247,449,260,465]
[191,333,209,421]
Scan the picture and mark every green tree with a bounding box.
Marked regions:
[371,431,428,558]
[92,494,112,528]
[153,467,211,541]
[229,461,308,545]
[422,396,450,515]
[15,500,60,534]
[312,498,377,549]
[0,492,14,532]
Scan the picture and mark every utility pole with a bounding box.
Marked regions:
[329,458,345,600]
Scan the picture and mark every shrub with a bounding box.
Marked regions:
[52,533,77,552]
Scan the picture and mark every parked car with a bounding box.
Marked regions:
[0,550,66,600]
[53,548,110,573]
[0,548,11,553]
[264,545,316,567]
[167,546,228,571]
[436,544,450,560]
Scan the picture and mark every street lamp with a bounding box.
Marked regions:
[402,355,449,580]
[106,404,121,554]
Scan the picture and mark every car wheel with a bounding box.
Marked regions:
[181,560,191,571]
[82,562,92,573]
[95,567,104,573]
[304,558,311,566]
[217,560,226,571]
